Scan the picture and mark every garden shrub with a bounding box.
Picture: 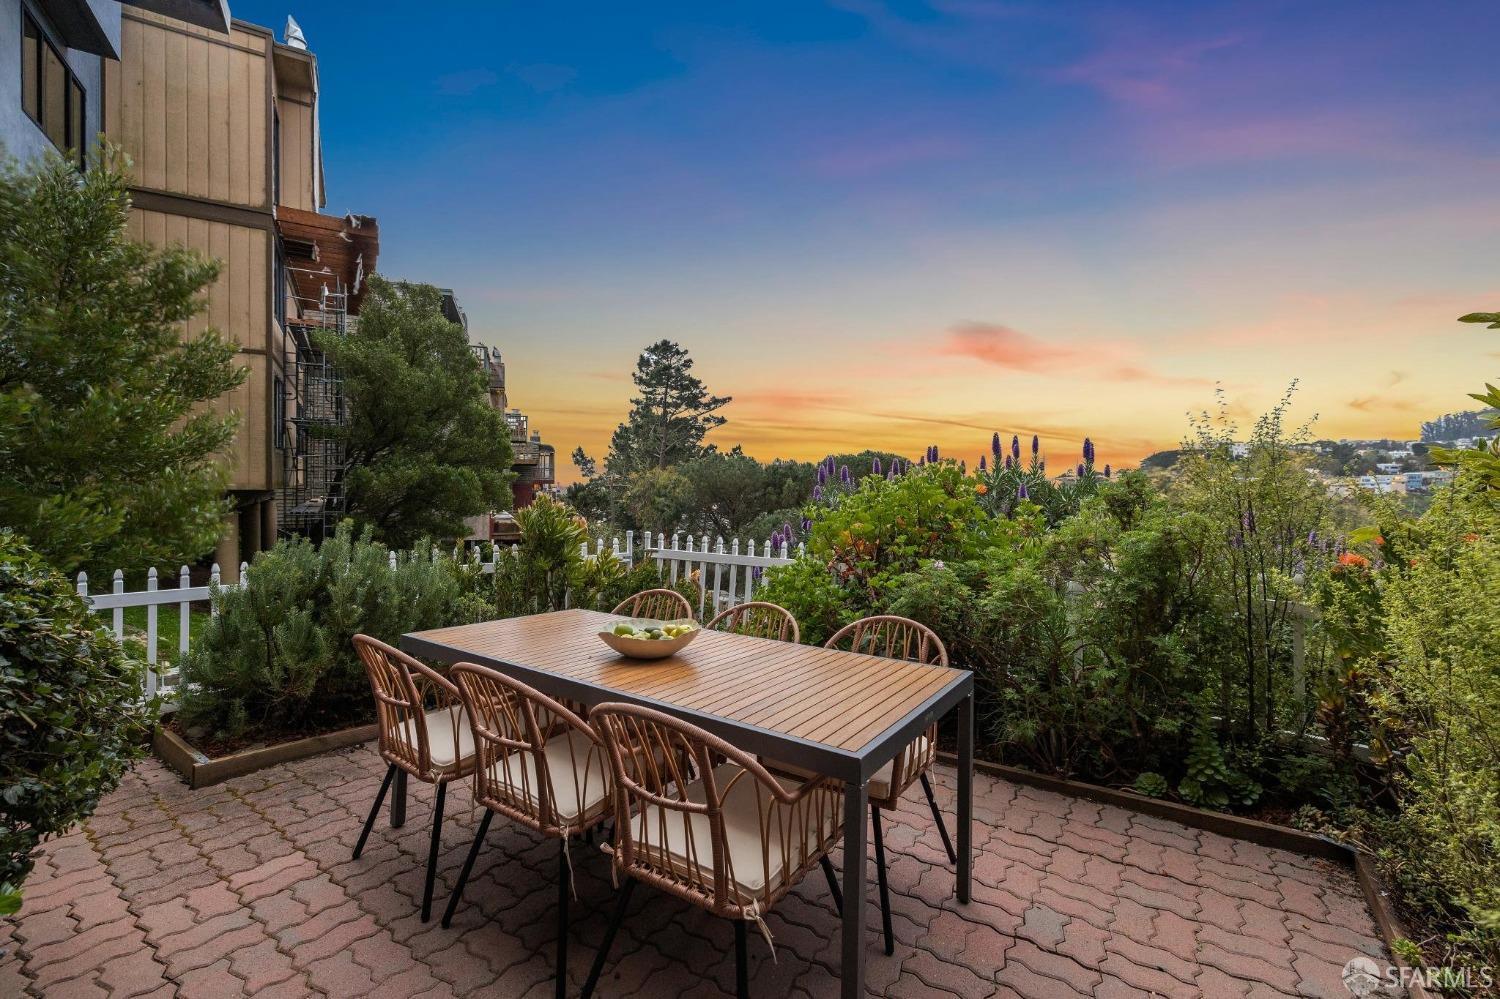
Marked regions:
[177,523,489,743]
[1360,491,1500,968]
[0,531,153,913]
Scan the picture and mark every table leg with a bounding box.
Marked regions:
[957,690,974,904]
[840,780,869,999]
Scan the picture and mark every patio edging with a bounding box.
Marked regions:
[941,753,1434,999]
[152,723,378,789]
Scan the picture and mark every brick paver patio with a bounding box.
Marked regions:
[0,745,1392,997]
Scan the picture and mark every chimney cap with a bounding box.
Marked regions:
[284,16,308,50]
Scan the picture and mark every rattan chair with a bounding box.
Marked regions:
[442,664,614,999]
[610,587,694,622]
[706,601,799,644]
[582,703,844,999]
[774,615,954,956]
[351,635,478,922]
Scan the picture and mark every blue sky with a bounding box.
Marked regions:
[233,1,1500,475]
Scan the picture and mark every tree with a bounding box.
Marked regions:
[0,147,246,574]
[321,277,513,547]
[1432,312,1500,503]
[604,340,729,474]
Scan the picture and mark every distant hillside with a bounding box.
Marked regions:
[1139,449,1181,470]
[1422,409,1499,442]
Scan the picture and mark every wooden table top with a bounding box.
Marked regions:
[403,609,969,763]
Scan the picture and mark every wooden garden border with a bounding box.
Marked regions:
[153,723,378,789]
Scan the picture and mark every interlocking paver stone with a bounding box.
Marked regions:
[0,747,1397,997]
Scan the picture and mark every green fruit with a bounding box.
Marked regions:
[612,624,635,637]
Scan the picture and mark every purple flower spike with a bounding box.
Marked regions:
[1307,530,1317,546]
[1031,434,1040,457]
[991,432,1001,457]
[1004,455,1012,471]
[801,517,812,532]
[812,484,824,501]
[840,465,852,485]
[1077,463,1085,478]
[1104,464,1112,478]
[872,456,883,476]
[1011,435,1020,460]
[1083,437,1094,464]
[918,455,926,467]
[960,460,967,474]
[979,455,988,472]
[1017,482,1029,500]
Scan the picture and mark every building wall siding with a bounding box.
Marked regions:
[127,207,274,492]
[105,11,269,208]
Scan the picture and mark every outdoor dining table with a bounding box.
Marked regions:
[401,607,974,999]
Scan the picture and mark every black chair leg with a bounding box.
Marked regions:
[391,769,407,828]
[920,771,958,865]
[420,782,447,922]
[353,763,396,860]
[440,810,492,929]
[734,918,749,999]
[819,854,843,914]
[581,880,636,998]
[556,839,570,999]
[872,805,894,956]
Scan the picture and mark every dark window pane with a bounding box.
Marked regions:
[42,40,66,149]
[21,14,40,122]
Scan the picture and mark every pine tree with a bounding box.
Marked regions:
[0,147,245,573]
[321,277,514,547]
[605,340,729,474]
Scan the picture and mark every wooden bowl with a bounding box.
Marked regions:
[597,620,700,660]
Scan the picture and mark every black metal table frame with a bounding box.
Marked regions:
[402,620,975,998]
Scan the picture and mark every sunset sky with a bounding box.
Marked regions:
[239,1,1500,480]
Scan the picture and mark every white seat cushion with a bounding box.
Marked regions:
[485,728,612,826]
[770,734,931,802]
[390,706,475,771]
[631,763,831,903]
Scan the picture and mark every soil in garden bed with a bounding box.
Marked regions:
[165,713,375,759]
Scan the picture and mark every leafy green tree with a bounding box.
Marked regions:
[321,277,513,547]
[1433,312,1500,501]
[1,531,153,913]
[0,147,245,573]
[604,340,729,474]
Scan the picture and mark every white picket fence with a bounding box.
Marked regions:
[76,562,248,703]
[77,532,800,703]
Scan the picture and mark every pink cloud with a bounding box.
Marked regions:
[938,322,1209,387]
[1054,32,1246,111]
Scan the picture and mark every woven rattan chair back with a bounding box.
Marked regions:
[353,634,467,783]
[824,614,948,667]
[450,663,609,838]
[824,615,947,807]
[610,588,695,622]
[591,702,840,919]
[705,601,799,643]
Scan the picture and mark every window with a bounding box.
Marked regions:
[19,8,87,169]
[273,375,287,450]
